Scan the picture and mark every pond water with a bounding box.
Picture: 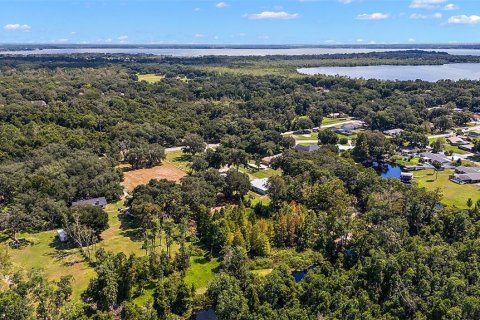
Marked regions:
[292,271,306,282]
[297,63,480,82]
[373,163,403,179]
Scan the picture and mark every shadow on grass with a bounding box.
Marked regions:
[192,256,221,273]
[173,154,192,163]
[119,214,143,241]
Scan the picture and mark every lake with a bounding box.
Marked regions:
[297,63,480,81]
[2,48,480,57]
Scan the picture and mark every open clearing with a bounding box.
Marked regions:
[413,169,480,208]
[122,162,186,192]
[137,74,165,83]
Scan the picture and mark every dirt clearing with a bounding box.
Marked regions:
[122,163,186,192]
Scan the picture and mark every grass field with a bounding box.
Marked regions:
[322,117,348,125]
[444,144,468,155]
[1,200,146,300]
[137,74,165,83]
[185,256,220,294]
[413,169,480,208]
[165,150,192,172]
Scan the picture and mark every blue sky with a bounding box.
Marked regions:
[0,0,479,44]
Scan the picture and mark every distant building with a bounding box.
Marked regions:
[451,173,480,184]
[261,154,282,167]
[30,100,47,107]
[383,128,404,137]
[294,144,320,153]
[459,144,475,152]
[57,229,67,242]
[469,130,480,138]
[420,152,452,166]
[455,166,480,175]
[71,197,107,209]
[447,136,469,146]
[251,178,269,195]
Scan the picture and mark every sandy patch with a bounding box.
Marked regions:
[122,163,186,192]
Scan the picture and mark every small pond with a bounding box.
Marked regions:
[372,163,402,179]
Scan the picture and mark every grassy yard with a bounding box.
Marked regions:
[444,144,468,155]
[322,117,348,125]
[165,150,192,172]
[1,200,147,300]
[413,169,480,208]
[137,74,165,83]
[185,256,221,294]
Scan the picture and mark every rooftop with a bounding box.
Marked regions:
[71,197,107,207]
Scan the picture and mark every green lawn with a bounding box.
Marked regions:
[413,169,480,208]
[444,144,468,155]
[394,157,420,166]
[165,150,192,172]
[2,200,147,300]
[137,74,165,83]
[185,256,221,294]
[322,117,348,125]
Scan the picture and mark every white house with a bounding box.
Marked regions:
[251,178,269,195]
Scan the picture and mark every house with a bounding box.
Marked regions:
[333,121,365,136]
[71,197,107,209]
[469,130,480,138]
[383,128,404,137]
[328,112,341,118]
[447,136,469,146]
[261,154,282,167]
[455,166,480,175]
[251,178,269,195]
[472,113,480,122]
[57,229,67,242]
[30,100,48,107]
[451,173,480,184]
[459,144,475,152]
[420,152,452,166]
[294,144,319,153]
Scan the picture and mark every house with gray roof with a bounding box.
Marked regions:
[451,173,480,184]
[294,144,319,153]
[71,197,107,209]
[421,152,452,166]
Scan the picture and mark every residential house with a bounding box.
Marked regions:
[30,100,48,107]
[459,144,475,152]
[469,130,480,138]
[400,172,414,182]
[294,144,320,153]
[261,154,282,167]
[455,166,480,175]
[251,178,269,195]
[451,173,480,184]
[420,152,452,166]
[71,197,107,209]
[383,128,404,137]
[447,136,469,146]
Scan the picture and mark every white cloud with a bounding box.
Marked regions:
[118,35,128,40]
[410,0,446,9]
[444,3,459,10]
[448,15,480,24]
[245,11,299,20]
[410,12,442,19]
[356,38,364,42]
[258,35,270,40]
[105,38,113,43]
[194,33,204,38]
[408,38,416,42]
[213,35,219,40]
[216,2,228,8]
[338,0,353,3]
[356,13,390,20]
[69,31,77,35]
[194,7,200,12]
[3,23,31,31]
[57,38,69,42]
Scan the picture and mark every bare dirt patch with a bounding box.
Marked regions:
[122,163,186,192]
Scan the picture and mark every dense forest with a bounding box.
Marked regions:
[1,52,480,319]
